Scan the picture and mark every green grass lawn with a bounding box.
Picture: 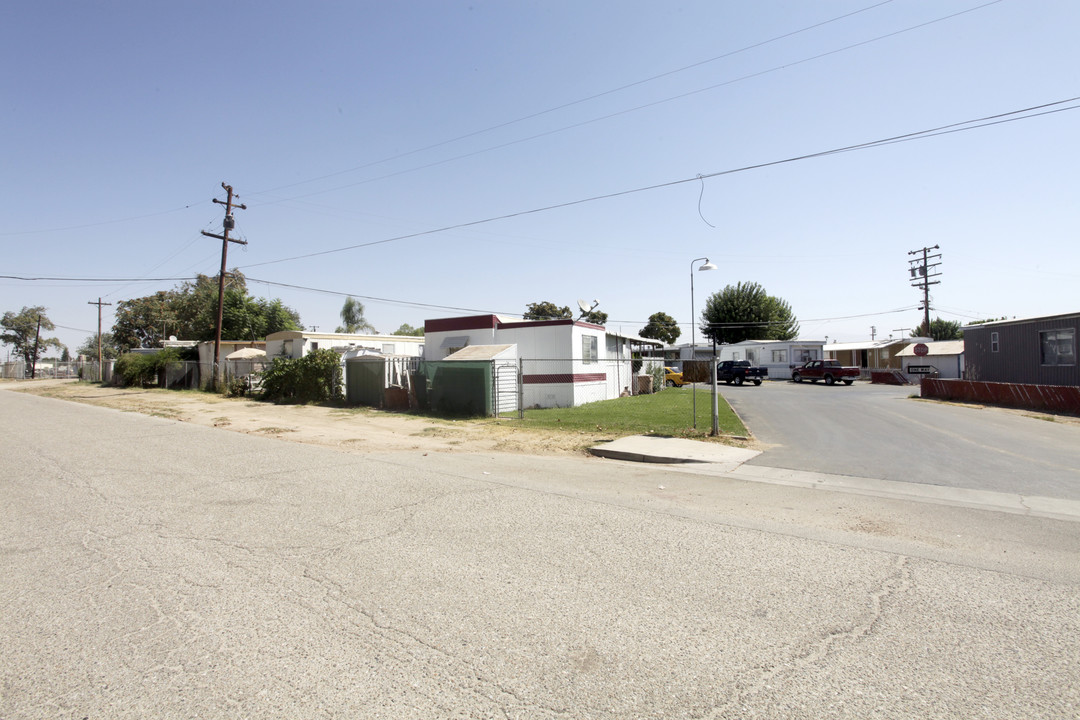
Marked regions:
[512,386,746,439]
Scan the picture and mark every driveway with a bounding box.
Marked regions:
[719,380,1080,501]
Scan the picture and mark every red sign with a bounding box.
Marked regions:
[913,343,929,356]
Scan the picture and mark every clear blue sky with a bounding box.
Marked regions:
[3,1,1077,356]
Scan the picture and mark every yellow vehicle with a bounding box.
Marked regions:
[664,366,685,387]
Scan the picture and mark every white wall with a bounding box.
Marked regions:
[902,354,964,379]
[269,332,423,360]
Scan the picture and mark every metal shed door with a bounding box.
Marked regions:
[493,361,521,418]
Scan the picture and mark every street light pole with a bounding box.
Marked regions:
[690,257,717,429]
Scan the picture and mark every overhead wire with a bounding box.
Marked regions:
[0,1,1005,236]
[253,0,1007,208]
[240,96,1080,270]
[0,274,985,328]
[247,0,900,199]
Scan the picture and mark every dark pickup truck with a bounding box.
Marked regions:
[790,359,860,386]
[716,360,767,386]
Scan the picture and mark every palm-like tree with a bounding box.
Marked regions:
[336,297,376,334]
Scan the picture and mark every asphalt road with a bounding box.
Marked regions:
[719,380,1080,500]
[2,388,1079,719]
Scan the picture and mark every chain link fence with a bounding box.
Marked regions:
[157,360,271,392]
[1,360,115,383]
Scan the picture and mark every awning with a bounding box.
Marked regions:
[440,336,469,348]
[225,347,267,360]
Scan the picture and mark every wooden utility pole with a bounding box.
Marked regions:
[908,245,942,337]
[87,298,113,372]
[201,182,247,389]
[31,315,42,379]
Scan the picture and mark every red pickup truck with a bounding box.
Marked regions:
[790,360,860,386]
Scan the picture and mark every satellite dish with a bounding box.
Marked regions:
[169,335,177,342]
[576,298,600,320]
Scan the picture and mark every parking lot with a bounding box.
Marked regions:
[719,379,1080,501]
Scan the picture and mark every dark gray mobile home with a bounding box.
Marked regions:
[962,312,1078,386]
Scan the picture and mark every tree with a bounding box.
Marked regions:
[700,282,799,345]
[259,298,303,336]
[523,302,572,320]
[77,333,120,360]
[392,323,425,336]
[639,312,681,345]
[913,317,962,341]
[113,290,174,350]
[336,297,375,334]
[1,306,65,367]
[580,310,608,325]
[111,273,301,350]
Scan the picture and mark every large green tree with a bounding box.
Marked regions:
[913,317,962,341]
[639,312,681,345]
[112,273,301,350]
[1,306,65,367]
[336,297,376,334]
[523,301,573,321]
[700,282,799,345]
[77,332,120,361]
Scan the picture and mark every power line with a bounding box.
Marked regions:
[0,203,206,238]
[4,272,934,331]
[53,323,97,334]
[244,276,924,329]
[241,96,1080,270]
[0,275,197,282]
[253,1,1006,208]
[244,277,519,317]
[0,1,1009,237]
[248,0,901,199]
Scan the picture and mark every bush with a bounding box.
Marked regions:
[649,362,664,392]
[260,348,342,403]
[114,349,181,387]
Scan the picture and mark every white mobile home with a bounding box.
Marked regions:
[423,315,661,407]
[265,331,424,360]
[717,340,824,380]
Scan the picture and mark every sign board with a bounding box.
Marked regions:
[913,343,930,356]
[907,365,934,374]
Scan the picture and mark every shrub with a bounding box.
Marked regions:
[260,348,342,403]
[649,362,664,392]
[114,349,181,387]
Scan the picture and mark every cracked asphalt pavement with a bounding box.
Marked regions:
[2,390,1078,718]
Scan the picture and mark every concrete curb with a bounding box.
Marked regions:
[589,435,760,469]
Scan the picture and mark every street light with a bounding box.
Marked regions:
[690,257,717,428]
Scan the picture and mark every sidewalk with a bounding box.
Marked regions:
[589,435,1080,523]
[588,435,759,471]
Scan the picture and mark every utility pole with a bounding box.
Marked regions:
[31,314,42,379]
[201,182,247,389]
[907,245,941,337]
[87,298,113,373]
